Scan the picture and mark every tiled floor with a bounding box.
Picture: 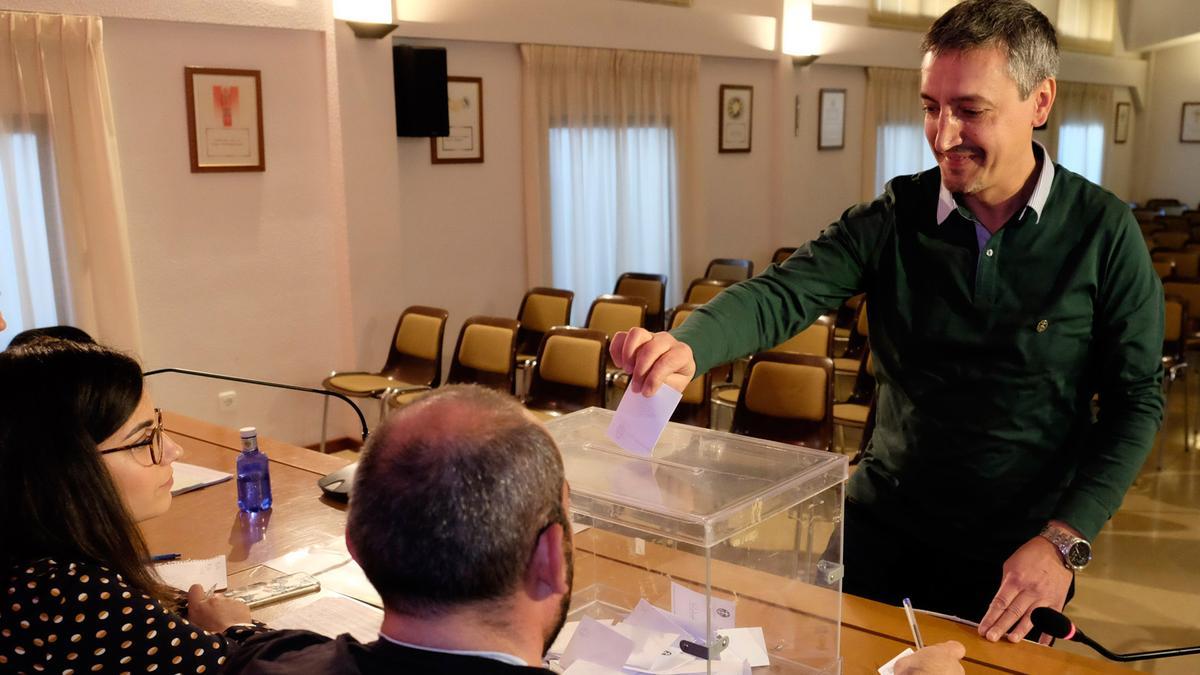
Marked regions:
[1057,378,1200,672]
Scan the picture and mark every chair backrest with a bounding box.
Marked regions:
[1152,232,1191,250]
[1153,250,1200,278]
[516,287,574,357]
[771,247,797,266]
[1165,295,1187,361]
[1157,215,1190,233]
[768,315,835,358]
[705,257,754,281]
[685,278,735,305]
[447,316,520,394]
[843,299,870,360]
[664,304,711,427]
[586,294,647,340]
[731,352,834,450]
[382,306,449,387]
[1132,208,1160,224]
[1164,279,1200,331]
[1153,260,1176,279]
[1146,198,1182,210]
[614,273,667,331]
[526,327,608,413]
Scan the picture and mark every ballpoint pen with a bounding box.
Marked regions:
[903,597,925,650]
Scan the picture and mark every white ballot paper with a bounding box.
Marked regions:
[262,541,382,608]
[170,462,232,495]
[612,623,685,672]
[607,384,683,456]
[877,647,914,675]
[561,616,634,670]
[153,555,227,592]
[269,596,383,643]
[671,582,736,639]
[547,619,614,657]
[719,627,770,668]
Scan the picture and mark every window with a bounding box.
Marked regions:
[1056,122,1104,185]
[875,124,936,196]
[549,126,677,325]
[0,127,65,347]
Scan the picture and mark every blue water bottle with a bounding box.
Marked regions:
[236,426,272,512]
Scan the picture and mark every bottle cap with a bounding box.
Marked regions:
[239,426,258,439]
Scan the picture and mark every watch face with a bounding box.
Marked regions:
[1068,541,1092,568]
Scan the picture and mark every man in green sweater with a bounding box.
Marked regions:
[613,0,1162,647]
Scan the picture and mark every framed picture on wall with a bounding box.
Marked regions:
[818,88,846,150]
[1113,102,1130,144]
[431,76,484,163]
[719,84,753,152]
[184,67,265,172]
[1182,102,1200,143]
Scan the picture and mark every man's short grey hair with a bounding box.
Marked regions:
[922,0,1059,99]
[347,384,566,616]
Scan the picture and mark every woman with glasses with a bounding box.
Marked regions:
[0,337,254,672]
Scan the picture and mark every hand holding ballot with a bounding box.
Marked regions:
[611,327,695,396]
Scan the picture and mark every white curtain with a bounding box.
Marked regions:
[1046,81,1111,185]
[0,12,141,353]
[864,67,934,199]
[521,44,698,322]
[871,0,959,19]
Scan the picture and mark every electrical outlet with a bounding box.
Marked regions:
[634,537,646,556]
[218,390,237,410]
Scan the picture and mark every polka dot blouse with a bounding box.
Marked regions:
[0,558,230,674]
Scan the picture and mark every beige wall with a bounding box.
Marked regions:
[103,18,357,446]
[1135,41,1200,207]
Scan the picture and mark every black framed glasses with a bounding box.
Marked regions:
[99,408,165,466]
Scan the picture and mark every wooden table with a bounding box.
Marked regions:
[145,412,1133,675]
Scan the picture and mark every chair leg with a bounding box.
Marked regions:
[319,396,330,454]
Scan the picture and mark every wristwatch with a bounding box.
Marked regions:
[1039,524,1092,570]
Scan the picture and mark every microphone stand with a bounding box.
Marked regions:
[142,367,370,450]
[1076,634,1200,663]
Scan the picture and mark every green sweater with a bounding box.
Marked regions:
[675,163,1163,554]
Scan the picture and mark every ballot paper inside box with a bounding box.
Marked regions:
[545,408,848,674]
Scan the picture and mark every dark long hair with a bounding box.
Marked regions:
[0,337,173,602]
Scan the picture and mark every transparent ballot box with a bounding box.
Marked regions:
[545,407,848,674]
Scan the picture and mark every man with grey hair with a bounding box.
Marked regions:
[223,384,572,674]
[613,0,1161,648]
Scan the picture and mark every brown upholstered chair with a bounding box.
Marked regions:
[524,327,609,420]
[712,315,835,419]
[1146,198,1183,211]
[1160,295,1190,468]
[586,294,647,383]
[705,257,754,281]
[833,345,876,454]
[669,304,712,427]
[685,278,735,304]
[514,287,574,387]
[387,316,521,409]
[1153,259,1176,280]
[1150,231,1190,251]
[614,272,667,332]
[321,306,448,449]
[1153,250,1200,278]
[771,247,798,265]
[834,299,869,376]
[730,352,835,450]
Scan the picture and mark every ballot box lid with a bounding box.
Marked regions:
[545,407,847,548]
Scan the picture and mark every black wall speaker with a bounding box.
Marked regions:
[392,45,449,137]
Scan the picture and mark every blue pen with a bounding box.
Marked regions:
[151,553,181,562]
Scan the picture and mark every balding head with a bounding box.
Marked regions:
[347,385,566,617]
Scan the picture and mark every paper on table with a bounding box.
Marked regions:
[607,383,683,456]
[670,582,735,640]
[170,462,232,496]
[719,627,769,668]
[547,619,614,657]
[561,616,634,669]
[269,596,383,643]
[877,647,914,675]
[262,540,381,608]
[612,623,683,671]
[153,555,227,592]
[912,607,980,629]
[623,599,694,637]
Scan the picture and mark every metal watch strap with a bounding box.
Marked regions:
[1039,525,1089,570]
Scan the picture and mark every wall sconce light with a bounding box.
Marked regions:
[334,0,399,39]
[783,0,820,67]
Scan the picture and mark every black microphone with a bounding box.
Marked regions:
[1031,607,1200,662]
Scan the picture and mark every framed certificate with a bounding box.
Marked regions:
[431,77,485,163]
[818,89,846,151]
[719,84,753,153]
[1182,102,1200,143]
[184,67,265,172]
[1113,102,1130,144]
